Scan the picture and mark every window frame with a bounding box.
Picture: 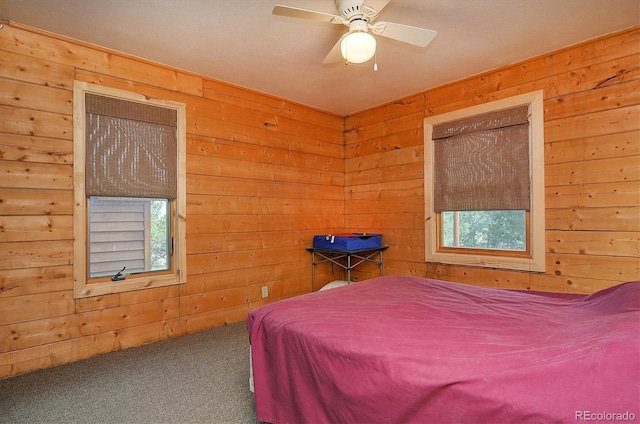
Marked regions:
[73,81,187,298]
[424,90,545,272]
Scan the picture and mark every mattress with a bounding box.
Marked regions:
[247,275,640,423]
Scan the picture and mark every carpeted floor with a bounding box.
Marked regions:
[0,321,260,424]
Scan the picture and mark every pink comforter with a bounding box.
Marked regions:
[247,276,639,423]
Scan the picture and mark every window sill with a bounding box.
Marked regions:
[74,273,185,298]
[426,250,545,272]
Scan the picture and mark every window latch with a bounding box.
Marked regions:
[111,266,126,281]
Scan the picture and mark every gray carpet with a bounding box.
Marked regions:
[0,322,260,424]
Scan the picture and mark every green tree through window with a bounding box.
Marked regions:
[441,211,526,251]
[150,199,169,270]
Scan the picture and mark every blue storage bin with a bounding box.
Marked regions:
[313,233,382,251]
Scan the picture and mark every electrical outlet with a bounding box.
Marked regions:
[261,286,269,298]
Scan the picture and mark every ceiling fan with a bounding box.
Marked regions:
[272,0,437,66]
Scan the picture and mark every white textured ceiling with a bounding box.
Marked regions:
[1,0,638,115]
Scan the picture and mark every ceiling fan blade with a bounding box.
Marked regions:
[323,34,347,64]
[371,21,437,47]
[272,5,340,23]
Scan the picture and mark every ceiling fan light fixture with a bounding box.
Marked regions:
[340,31,376,64]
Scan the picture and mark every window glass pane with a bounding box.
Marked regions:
[88,197,170,278]
[441,210,526,251]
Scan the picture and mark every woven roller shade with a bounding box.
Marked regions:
[85,94,177,199]
[433,105,530,212]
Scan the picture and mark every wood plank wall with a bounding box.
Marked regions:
[344,27,640,294]
[0,22,638,379]
[0,22,344,378]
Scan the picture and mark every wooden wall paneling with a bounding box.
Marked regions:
[546,206,639,232]
[0,49,75,89]
[187,195,344,219]
[343,212,425,232]
[1,161,72,190]
[184,263,314,295]
[345,161,424,187]
[177,304,249,335]
[344,111,424,146]
[0,215,72,242]
[187,229,322,256]
[545,157,640,186]
[188,113,340,156]
[0,78,72,114]
[345,194,425,216]
[383,260,427,277]
[179,286,252,317]
[547,230,639,256]
[382,233,425,262]
[547,252,639,281]
[1,239,72,271]
[543,71,639,121]
[373,33,639,126]
[0,289,74,326]
[344,178,425,281]
[343,127,425,283]
[344,93,426,130]
[0,21,345,378]
[186,153,343,187]
[344,128,423,159]
[344,26,640,291]
[72,44,344,307]
[345,145,423,179]
[346,179,423,200]
[202,79,344,133]
[0,330,121,378]
[344,134,423,167]
[2,23,203,96]
[418,28,640,116]
[0,104,71,140]
[546,130,640,165]
[115,319,179,350]
[1,296,180,353]
[421,262,622,294]
[186,174,343,199]
[545,105,639,142]
[189,135,343,174]
[525,272,630,294]
[546,180,639,209]
[190,100,343,145]
[73,70,200,114]
[1,21,637,378]
[0,265,72,298]
[186,246,305,276]
[0,185,73,215]
[1,133,73,165]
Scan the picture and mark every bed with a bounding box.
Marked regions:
[247,275,639,423]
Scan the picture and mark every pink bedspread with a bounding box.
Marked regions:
[247,276,639,423]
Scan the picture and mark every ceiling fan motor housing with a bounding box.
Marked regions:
[349,19,369,33]
[335,0,373,22]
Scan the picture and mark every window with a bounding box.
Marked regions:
[424,91,545,271]
[73,82,186,298]
[88,197,170,278]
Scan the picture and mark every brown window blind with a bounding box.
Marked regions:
[85,93,178,199]
[432,105,530,212]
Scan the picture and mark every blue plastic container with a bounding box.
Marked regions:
[312,233,382,251]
